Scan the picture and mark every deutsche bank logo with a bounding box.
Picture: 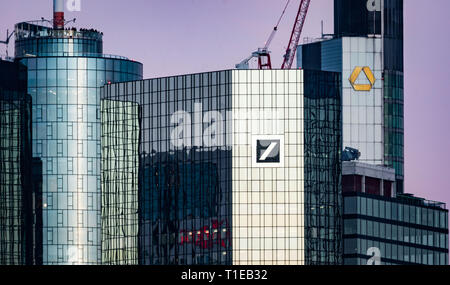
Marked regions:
[252,136,284,168]
[257,140,280,163]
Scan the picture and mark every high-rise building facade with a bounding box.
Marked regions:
[298,37,384,167]
[342,161,449,265]
[13,6,143,263]
[100,69,342,265]
[298,0,404,194]
[0,59,36,265]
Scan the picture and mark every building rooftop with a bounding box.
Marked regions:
[13,21,137,62]
[342,161,396,182]
[15,21,103,41]
[396,193,447,210]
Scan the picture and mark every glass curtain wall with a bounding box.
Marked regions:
[303,70,342,265]
[101,72,233,265]
[343,193,448,265]
[16,29,143,263]
[101,99,140,265]
[0,93,32,265]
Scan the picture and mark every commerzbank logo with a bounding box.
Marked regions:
[349,66,376,92]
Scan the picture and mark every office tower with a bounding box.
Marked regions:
[298,0,404,193]
[101,69,343,265]
[0,59,34,265]
[342,161,449,265]
[13,1,143,264]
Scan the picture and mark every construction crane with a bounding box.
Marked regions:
[281,0,311,69]
[0,29,13,45]
[236,0,291,70]
[0,29,14,59]
[236,0,311,70]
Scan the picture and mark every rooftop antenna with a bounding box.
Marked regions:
[52,0,76,29]
[321,20,324,38]
[53,0,65,29]
[320,20,334,39]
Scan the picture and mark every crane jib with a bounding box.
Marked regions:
[281,0,311,70]
[235,0,311,70]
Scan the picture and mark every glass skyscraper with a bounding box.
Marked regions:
[14,21,143,264]
[298,0,404,194]
[100,69,342,265]
[342,161,448,265]
[0,60,31,265]
[298,37,384,169]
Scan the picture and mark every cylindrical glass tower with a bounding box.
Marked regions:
[14,21,143,264]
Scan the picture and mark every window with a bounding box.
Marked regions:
[37,70,47,86]
[392,244,397,260]
[440,233,446,249]
[58,69,67,86]
[386,243,392,259]
[398,204,403,222]
[365,177,381,195]
[367,221,374,236]
[360,197,367,215]
[342,175,362,192]
[403,227,409,243]
[373,222,379,238]
[373,199,380,218]
[344,239,357,254]
[392,203,398,220]
[379,201,385,219]
[383,180,392,197]
[68,58,77,69]
[367,199,373,216]
[57,141,63,156]
[421,208,427,225]
[48,70,57,86]
[440,212,446,228]
[410,228,415,244]
[401,246,407,262]
[37,58,46,69]
[47,158,53,173]
[344,219,357,235]
[344,197,357,214]
[57,106,63,120]
[403,205,410,223]
[410,247,416,263]
[427,209,434,227]
[416,229,422,245]
[410,205,416,225]
[386,224,392,240]
[380,223,385,238]
[383,201,390,219]
[360,220,367,236]
[48,58,57,69]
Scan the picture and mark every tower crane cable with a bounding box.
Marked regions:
[0,29,14,45]
[263,0,291,49]
[0,30,14,59]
